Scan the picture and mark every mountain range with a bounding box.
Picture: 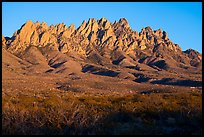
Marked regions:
[2,17,202,87]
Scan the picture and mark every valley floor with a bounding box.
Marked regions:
[2,73,202,135]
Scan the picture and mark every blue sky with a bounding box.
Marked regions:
[2,2,202,53]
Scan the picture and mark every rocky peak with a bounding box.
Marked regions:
[183,48,202,67]
[140,28,146,34]
[34,21,41,26]
[112,18,132,39]
[19,20,33,33]
[50,24,55,28]
[60,24,75,38]
[13,20,37,45]
[184,49,202,59]
[154,29,163,38]
[69,24,75,31]
[41,21,49,30]
[2,36,6,48]
[162,31,168,40]
[89,18,98,32]
[55,23,67,35]
[76,18,99,38]
[143,26,154,39]
[184,48,196,54]
[98,17,107,24]
[145,26,153,31]
[98,17,108,28]
[76,20,87,35]
[87,18,97,26]
[24,20,33,26]
[2,36,6,41]
[81,20,86,26]
[118,18,130,28]
[119,18,128,24]
[139,28,147,40]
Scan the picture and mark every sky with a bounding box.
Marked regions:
[2,2,202,53]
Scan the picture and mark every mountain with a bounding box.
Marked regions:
[2,18,202,86]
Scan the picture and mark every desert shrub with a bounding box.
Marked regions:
[2,90,202,135]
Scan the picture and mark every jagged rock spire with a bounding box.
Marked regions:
[4,18,185,56]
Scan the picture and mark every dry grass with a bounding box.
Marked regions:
[2,89,202,135]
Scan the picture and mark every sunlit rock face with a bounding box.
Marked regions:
[3,18,202,70]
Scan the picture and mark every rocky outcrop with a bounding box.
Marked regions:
[2,36,6,48]
[183,49,202,67]
[3,18,201,72]
[61,24,75,38]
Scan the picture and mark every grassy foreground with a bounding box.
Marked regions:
[2,89,202,135]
